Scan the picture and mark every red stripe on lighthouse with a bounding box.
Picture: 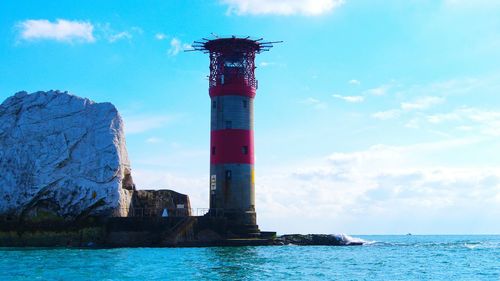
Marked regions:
[209,83,256,98]
[211,129,254,164]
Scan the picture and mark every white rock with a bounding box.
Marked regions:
[0,90,134,220]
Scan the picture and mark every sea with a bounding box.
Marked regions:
[0,235,498,280]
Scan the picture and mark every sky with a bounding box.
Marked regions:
[1,0,500,234]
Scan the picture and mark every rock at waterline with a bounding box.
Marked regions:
[0,90,135,221]
[275,234,365,246]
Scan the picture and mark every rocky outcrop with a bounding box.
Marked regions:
[0,90,134,221]
[275,234,365,246]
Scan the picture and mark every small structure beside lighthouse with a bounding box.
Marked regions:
[193,36,279,237]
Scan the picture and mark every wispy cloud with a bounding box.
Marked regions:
[256,138,500,233]
[332,94,364,103]
[423,107,500,136]
[404,118,420,129]
[300,97,327,110]
[348,79,361,85]
[108,31,132,43]
[364,84,391,96]
[371,96,444,121]
[124,114,178,134]
[145,137,164,144]
[401,96,445,111]
[426,112,461,124]
[369,74,500,136]
[259,61,286,68]
[17,19,95,43]
[260,61,275,67]
[221,0,345,16]
[17,20,145,44]
[132,169,208,210]
[155,33,167,40]
[443,0,500,9]
[372,109,400,120]
[99,24,142,43]
[168,38,193,56]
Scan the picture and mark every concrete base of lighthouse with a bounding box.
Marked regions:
[209,163,260,238]
[224,210,261,238]
[207,209,261,238]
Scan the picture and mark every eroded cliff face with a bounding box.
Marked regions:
[0,90,134,221]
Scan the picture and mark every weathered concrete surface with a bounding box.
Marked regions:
[0,217,106,247]
[0,216,213,247]
[0,90,134,221]
[0,216,365,247]
[0,216,263,247]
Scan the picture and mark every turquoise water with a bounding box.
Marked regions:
[1,235,499,280]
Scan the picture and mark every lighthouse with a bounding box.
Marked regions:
[192,36,279,237]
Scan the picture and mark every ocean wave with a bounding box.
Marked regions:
[463,241,500,250]
[333,234,375,245]
[353,237,500,249]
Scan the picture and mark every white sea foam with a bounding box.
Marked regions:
[464,241,500,250]
[334,234,374,245]
[464,243,479,249]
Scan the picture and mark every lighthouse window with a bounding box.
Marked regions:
[211,146,216,155]
[212,101,216,109]
[242,146,248,155]
[225,121,232,129]
[225,170,232,179]
[242,100,247,108]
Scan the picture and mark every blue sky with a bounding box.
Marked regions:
[1,0,500,234]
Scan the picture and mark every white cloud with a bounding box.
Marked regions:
[369,75,500,127]
[365,84,390,96]
[401,96,445,111]
[155,33,167,40]
[145,137,164,144]
[404,118,420,129]
[426,112,461,124]
[348,79,361,85]
[372,109,400,120]
[255,139,500,233]
[443,0,500,9]
[221,0,345,16]
[300,97,327,110]
[168,38,182,55]
[168,38,194,56]
[98,23,142,43]
[108,31,132,43]
[133,169,208,211]
[124,114,177,134]
[259,61,275,67]
[332,94,364,103]
[17,19,95,43]
[372,97,443,123]
[456,125,473,131]
[260,61,286,68]
[423,107,500,136]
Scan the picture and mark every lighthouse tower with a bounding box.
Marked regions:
[192,36,279,237]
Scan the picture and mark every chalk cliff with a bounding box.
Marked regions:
[0,90,134,221]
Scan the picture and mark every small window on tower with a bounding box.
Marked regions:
[211,146,216,155]
[243,100,247,108]
[212,101,216,109]
[225,170,232,179]
[225,121,232,129]
[242,146,248,155]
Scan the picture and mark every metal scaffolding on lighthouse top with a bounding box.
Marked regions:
[190,36,282,89]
